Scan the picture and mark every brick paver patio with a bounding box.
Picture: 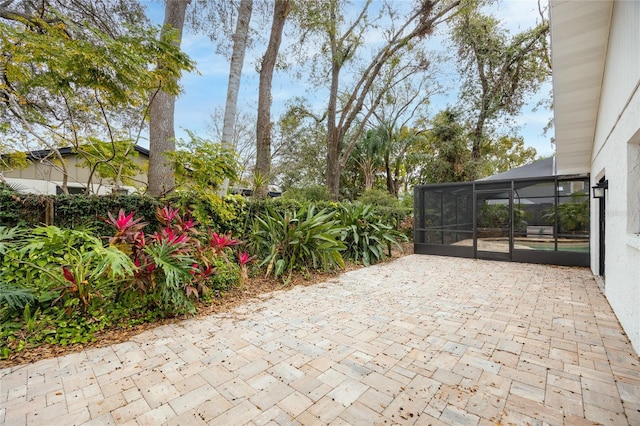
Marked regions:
[1,255,639,425]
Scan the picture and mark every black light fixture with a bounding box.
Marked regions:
[592,179,608,199]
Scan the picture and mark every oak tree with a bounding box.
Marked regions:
[293,0,463,199]
[451,8,549,177]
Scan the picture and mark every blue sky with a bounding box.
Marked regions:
[144,0,555,158]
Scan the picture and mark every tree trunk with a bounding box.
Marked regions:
[326,28,342,201]
[385,151,395,196]
[471,102,486,160]
[219,0,253,196]
[57,150,69,195]
[255,0,290,198]
[468,104,486,180]
[392,159,402,198]
[363,160,373,190]
[326,126,341,200]
[148,0,190,197]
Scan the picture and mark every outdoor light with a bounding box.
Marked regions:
[592,180,608,198]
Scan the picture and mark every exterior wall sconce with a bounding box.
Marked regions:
[592,179,608,198]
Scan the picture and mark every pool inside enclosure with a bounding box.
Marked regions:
[413,175,590,266]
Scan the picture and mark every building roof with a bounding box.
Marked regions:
[550,0,613,174]
[478,157,556,181]
[25,145,150,161]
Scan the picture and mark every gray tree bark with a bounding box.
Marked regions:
[254,0,290,198]
[148,0,191,197]
[219,0,253,196]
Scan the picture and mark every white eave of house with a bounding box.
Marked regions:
[550,0,613,175]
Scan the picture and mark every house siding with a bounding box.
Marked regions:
[4,152,148,195]
[590,0,640,353]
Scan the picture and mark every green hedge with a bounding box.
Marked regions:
[0,186,412,239]
[0,188,163,235]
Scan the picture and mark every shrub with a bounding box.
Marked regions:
[55,194,162,234]
[357,189,400,208]
[337,203,408,266]
[250,205,345,280]
[400,193,414,209]
[0,191,162,231]
[0,184,26,226]
[206,257,242,292]
[282,185,332,202]
[170,191,247,236]
[102,206,250,314]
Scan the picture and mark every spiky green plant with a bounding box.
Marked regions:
[250,205,345,280]
[337,203,407,266]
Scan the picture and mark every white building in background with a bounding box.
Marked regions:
[550,0,640,353]
[2,146,150,195]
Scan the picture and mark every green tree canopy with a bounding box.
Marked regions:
[451,7,549,176]
[167,131,239,193]
[0,2,194,193]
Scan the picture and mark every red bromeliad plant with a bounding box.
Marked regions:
[208,231,240,258]
[156,206,180,224]
[103,206,248,313]
[102,210,147,252]
[237,251,256,285]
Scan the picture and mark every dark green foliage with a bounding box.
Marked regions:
[282,185,332,202]
[250,205,345,279]
[17,226,136,315]
[0,283,35,314]
[206,258,242,292]
[337,203,408,266]
[143,240,196,314]
[54,195,163,234]
[0,184,25,226]
[0,192,162,232]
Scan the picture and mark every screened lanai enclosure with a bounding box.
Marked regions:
[414,175,590,266]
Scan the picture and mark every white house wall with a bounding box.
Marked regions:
[5,177,140,196]
[590,0,640,354]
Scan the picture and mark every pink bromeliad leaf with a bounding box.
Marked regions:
[209,231,240,252]
[151,227,189,245]
[237,251,256,267]
[106,209,137,231]
[156,206,180,225]
[180,217,197,231]
[132,231,146,248]
[104,209,145,232]
[190,263,199,275]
